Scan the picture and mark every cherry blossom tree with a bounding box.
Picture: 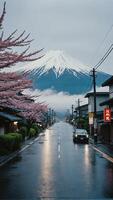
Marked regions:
[0,2,43,69]
[0,2,47,123]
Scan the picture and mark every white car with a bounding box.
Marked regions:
[73,128,89,144]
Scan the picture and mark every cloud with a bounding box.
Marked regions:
[23,88,88,112]
[23,85,109,113]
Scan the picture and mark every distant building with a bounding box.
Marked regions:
[75,104,88,118]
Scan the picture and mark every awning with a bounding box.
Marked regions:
[0,112,22,122]
[100,98,113,106]
[85,92,109,98]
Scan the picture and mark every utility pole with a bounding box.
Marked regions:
[54,111,56,123]
[46,110,49,127]
[91,68,97,141]
[72,104,74,119]
[49,108,52,126]
[51,109,53,124]
[93,68,97,120]
[78,98,80,127]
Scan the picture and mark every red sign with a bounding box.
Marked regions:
[104,108,111,122]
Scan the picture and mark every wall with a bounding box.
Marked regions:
[109,85,113,98]
[88,95,109,112]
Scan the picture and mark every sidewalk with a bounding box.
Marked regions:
[0,136,40,167]
[90,137,113,159]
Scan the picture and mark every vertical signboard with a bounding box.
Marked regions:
[89,112,94,125]
[104,108,111,122]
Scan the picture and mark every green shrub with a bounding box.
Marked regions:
[31,123,39,135]
[0,133,22,154]
[9,133,22,149]
[19,126,28,139]
[28,128,36,138]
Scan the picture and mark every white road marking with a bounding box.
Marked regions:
[0,136,40,167]
[58,154,61,159]
[0,145,30,167]
[0,154,18,167]
[58,135,61,159]
[29,142,33,145]
[19,145,30,153]
[92,145,113,163]
[58,144,61,152]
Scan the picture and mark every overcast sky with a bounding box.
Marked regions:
[1,0,113,74]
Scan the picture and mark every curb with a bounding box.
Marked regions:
[89,137,113,163]
[92,144,113,164]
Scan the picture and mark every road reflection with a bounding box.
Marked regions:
[84,144,90,169]
[39,128,56,197]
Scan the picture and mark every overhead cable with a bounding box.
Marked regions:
[91,22,113,63]
[94,44,113,69]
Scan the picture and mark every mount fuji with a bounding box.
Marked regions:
[5,50,111,94]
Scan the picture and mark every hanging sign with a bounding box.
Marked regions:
[104,108,111,122]
[89,112,94,125]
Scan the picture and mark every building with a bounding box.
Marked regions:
[99,76,113,143]
[75,104,88,118]
[0,106,23,135]
[73,104,88,130]
[85,92,109,136]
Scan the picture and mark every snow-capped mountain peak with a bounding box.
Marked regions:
[2,50,90,78]
[26,50,90,77]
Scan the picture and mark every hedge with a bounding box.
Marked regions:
[19,126,28,140]
[28,128,36,138]
[0,133,22,153]
[31,123,39,135]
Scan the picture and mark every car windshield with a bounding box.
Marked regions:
[75,129,87,134]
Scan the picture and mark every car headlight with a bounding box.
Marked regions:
[75,134,78,137]
[86,134,89,138]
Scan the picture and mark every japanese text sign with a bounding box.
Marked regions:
[104,108,111,122]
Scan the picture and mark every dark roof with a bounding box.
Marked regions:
[0,112,22,122]
[102,76,113,86]
[0,106,20,113]
[100,97,113,106]
[76,104,88,110]
[85,92,109,98]
[79,103,88,108]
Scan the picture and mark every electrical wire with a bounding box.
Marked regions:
[94,44,113,69]
[90,22,113,64]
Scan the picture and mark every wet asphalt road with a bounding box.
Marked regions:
[0,122,113,199]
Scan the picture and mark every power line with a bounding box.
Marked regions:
[90,22,113,64]
[90,44,113,137]
[98,23,113,47]
[89,24,113,141]
[94,44,113,69]
[89,43,113,139]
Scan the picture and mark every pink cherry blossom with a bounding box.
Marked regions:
[0,3,48,123]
